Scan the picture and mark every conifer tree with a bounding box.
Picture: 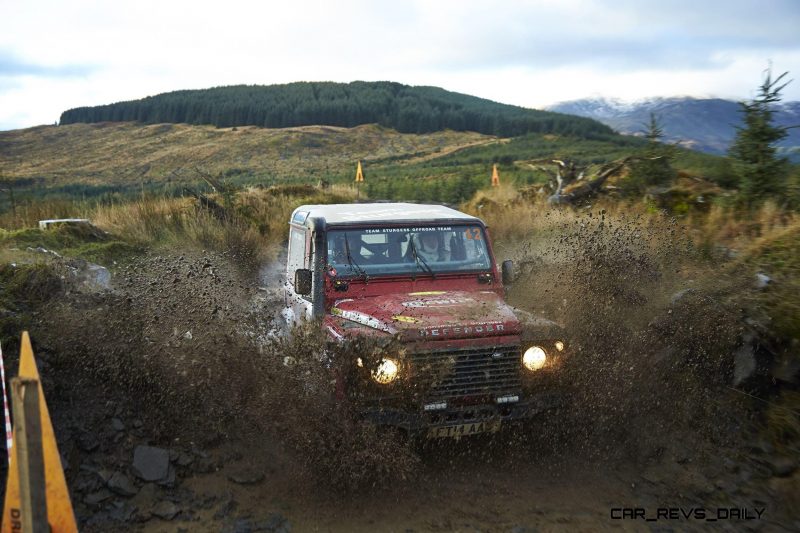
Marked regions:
[624,113,676,194]
[729,68,791,205]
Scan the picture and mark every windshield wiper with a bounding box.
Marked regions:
[343,234,369,283]
[408,239,435,280]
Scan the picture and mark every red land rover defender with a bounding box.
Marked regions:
[282,203,565,438]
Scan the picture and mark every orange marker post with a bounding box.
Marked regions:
[355,160,365,201]
[2,332,78,533]
[491,164,500,187]
[355,160,365,183]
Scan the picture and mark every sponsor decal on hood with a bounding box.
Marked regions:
[331,306,398,334]
[330,290,521,339]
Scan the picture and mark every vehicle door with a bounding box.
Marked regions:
[284,226,314,327]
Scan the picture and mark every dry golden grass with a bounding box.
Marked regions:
[463,184,675,249]
[0,123,490,188]
[1,183,362,268]
[0,198,90,229]
[684,201,800,268]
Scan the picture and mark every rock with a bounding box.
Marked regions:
[224,517,291,533]
[77,433,100,452]
[195,456,216,473]
[96,469,114,483]
[770,456,797,477]
[176,451,194,467]
[131,482,159,516]
[133,445,170,482]
[640,468,664,485]
[107,472,138,497]
[111,418,125,432]
[262,513,290,532]
[755,272,772,289]
[670,288,695,304]
[733,343,757,386]
[65,258,111,291]
[152,500,180,520]
[184,330,193,340]
[108,501,136,522]
[74,471,103,493]
[213,495,237,520]
[157,464,176,487]
[191,493,218,511]
[84,489,113,506]
[228,470,265,485]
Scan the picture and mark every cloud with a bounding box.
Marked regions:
[0,51,95,78]
[409,0,800,72]
[0,0,799,130]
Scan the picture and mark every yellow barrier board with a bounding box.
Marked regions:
[2,332,78,532]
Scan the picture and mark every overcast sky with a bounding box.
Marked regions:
[1,0,799,130]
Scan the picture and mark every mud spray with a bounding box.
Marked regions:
[502,210,751,464]
[32,209,758,496]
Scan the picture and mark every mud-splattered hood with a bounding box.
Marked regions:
[330,290,522,340]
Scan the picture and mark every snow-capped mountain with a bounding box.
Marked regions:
[548,97,800,156]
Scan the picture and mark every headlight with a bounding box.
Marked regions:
[372,358,399,384]
[522,346,547,371]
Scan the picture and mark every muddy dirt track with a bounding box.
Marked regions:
[5,212,799,532]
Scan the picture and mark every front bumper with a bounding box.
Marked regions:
[360,392,563,433]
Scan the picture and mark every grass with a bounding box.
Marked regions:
[0,262,62,346]
[2,121,746,218]
[767,390,800,452]
[0,183,361,277]
[0,122,488,193]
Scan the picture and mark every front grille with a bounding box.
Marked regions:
[413,345,521,400]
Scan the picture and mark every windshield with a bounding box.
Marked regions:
[326,225,491,277]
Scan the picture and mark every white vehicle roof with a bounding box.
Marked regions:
[291,203,482,226]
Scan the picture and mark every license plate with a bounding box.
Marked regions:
[426,419,502,439]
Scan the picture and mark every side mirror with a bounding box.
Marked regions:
[501,260,514,286]
[294,268,313,296]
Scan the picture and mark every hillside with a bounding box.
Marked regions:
[0,122,494,194]
[58,81,613,138]
[2,118,738,211]
[548,97,800,157]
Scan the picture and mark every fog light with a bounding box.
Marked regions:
[555,341,565,352]
[522,346,547,371]
[371,358,399,384]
